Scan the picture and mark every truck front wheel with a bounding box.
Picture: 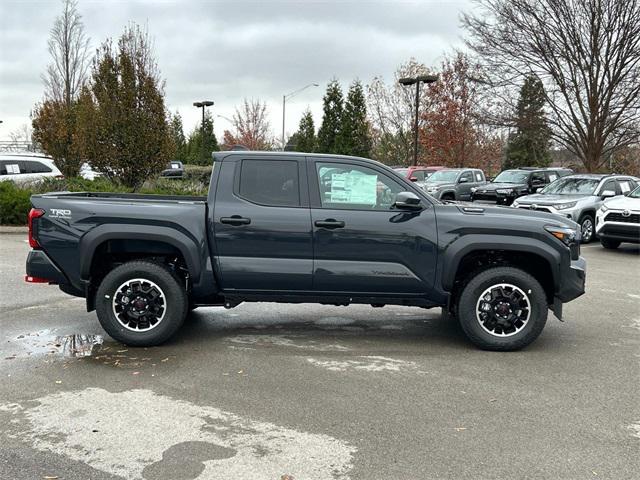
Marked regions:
[95,261,188,347]
[457,267,548,351]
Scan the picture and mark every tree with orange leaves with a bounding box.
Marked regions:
[420,52,502,174]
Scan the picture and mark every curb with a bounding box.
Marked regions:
[0,226,27,233]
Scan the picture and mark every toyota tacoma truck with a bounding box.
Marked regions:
[25,152,586,351]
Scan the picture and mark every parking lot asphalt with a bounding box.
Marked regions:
[0,232,639,480]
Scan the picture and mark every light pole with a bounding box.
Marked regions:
[398,74,438,166]
[193,100,214,163]
[282,83,318,151]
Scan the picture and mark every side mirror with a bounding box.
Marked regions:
[601,190,616,199]
[458,177,469,183]
[394,191,422,210]
[536,187,544,193]
[409,176,418,182]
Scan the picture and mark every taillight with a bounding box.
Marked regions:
[28,208,45,248]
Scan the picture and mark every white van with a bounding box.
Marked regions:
[0,153,63,184]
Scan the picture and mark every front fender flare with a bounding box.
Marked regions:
[439,235,561,292]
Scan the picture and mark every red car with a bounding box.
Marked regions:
[393,165,446,182]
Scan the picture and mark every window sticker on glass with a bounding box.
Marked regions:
[6,164,20,174]
[330,172,377,205]
[619,181,630,193]
[548,173,558,182]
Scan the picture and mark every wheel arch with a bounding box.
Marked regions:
[441,236,561,304]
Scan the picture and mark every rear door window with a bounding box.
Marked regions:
[474,171,484,182]
[238,159,300,207]
[547,172,558,183]
[412,170,426,181]
[600,179,620,195]
[531,172,546,185]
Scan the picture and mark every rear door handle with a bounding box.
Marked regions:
[220,216,251,226]
[314,219,345,229]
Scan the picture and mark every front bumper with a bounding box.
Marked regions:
[556,256,587,303]
[595,209,640,243]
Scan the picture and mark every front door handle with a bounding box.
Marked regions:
[314,219,345,229]
[220,215,251,226]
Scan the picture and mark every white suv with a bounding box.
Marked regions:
[0,154,62,184]
[596,185,640,249]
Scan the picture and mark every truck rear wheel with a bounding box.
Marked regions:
[95,261,188,347]
[457,267,548,351]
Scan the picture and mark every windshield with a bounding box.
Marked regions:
[628,185,640,199]
[541,177,599,195]
[493,170,529,183]
[427,170,460,183]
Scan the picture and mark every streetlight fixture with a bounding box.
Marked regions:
[282,83,318,151]
[193,100,214,163]
[398,74,438,166]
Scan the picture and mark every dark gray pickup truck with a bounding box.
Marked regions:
[26,151,586,350]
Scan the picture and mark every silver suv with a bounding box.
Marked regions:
[512,174,639,242]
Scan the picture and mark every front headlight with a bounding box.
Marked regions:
[470,187,477,193]
[512,200,520,207]
[426,186,438,193]
[496,188,514,195]
[600,204,609,213]
[545,225,578,246]
[554,202,577,210]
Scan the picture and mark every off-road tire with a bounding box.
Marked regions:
[457,266,548,351]
[95,260,188,346]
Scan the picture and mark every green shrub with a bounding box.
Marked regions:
[1,175,209,225]
[0,181,32,225]
[183,164,213,184]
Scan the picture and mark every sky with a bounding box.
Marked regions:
[0,0,473,143]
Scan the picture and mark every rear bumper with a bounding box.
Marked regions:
[556,256,587,303]
[25,249,68,285]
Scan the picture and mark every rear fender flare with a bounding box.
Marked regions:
[79,224,201,283]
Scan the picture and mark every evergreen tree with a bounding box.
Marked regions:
[169,111,187,161]
[505,76,552,169]
[295,109,316,152]
[185,111,219,165]
[77,24,175,188]
[317,80,343,154]
[338,80,372,157]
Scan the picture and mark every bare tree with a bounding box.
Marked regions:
[223,99,274,150]
[43,0,91,105]
[366,58,434,165]
[463,0,640,172]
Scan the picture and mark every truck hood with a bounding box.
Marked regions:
[478,182,526,192]
[456,203,578,229]
[516,193,588,205]
[425,181,455,189]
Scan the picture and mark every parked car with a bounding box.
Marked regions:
[512,174,639,243]
[0,153,62,184]
[393,165,446,183]
[26,151,586,351]
[79,162,103,181]
[471,167,573,206]
[161,161,184,178]
[421,168,487,201]
[595,184,640,249]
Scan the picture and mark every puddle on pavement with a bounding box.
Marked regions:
[9,332,105,359]
[55,334,104,357]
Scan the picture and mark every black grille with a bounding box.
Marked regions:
[605,212,640,224]
[473,191,497,201]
